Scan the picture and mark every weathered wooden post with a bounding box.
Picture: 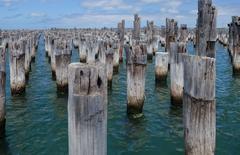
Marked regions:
[24,39,31,80]
[196,0,217,57]
[0,45,6,137]
[127,44,147,116]
[170,42,185,104]
[184,0,217,154]
[155,51,168,82]
[160,26,166,47]
[51,39,58,80]
[55,40,71,92]
[10,40,26,95]
[183,55,216,155]
[228,22,233,56]
[79,38,87,63]
[146,21,154,60]
[178,24,188,53]
[133,14,141,41]
[230,16,240,73]
[68,62,107,155]
[106,46,114,86]
[30,36,36,62]
[166,18,178,53]
[86,40,99,64]
[118,20,125,62]
[113,41,120,73]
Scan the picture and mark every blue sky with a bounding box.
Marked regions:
[0,0,239,29]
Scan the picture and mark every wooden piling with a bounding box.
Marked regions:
[86,40,99,63]
[133,14,141,41]
[68,62,107,155]
[50,38,56,79]
[229,16,240,72]
[166,18,178,53]
[79,39,87,63]
[106,47,114,86]
[113,42,120,73]
[196,0,217,57]
[170,42,184,104]
[155,52,168,82]
[118,20,125,62]
[0,46,6,137]
[127,44,147,116]
[146,21,154,60]
[55,40,71,92]
[24,39,31,79]
[183,55,216,155]
[10,41,26,95]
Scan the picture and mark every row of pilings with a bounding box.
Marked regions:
[0,0,239,154]
[0,30,39,137]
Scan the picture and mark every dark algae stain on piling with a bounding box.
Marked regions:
[0,36,240,154]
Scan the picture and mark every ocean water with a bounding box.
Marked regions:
[0,35,239,155]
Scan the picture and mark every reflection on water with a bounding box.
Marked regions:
[0,37,239,155]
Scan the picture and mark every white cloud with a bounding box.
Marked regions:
[30,12,46,17]
[2,0,18,6]
[82,0,132,10]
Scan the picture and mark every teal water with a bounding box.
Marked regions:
[0,35,239,155]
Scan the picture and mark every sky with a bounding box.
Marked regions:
[0,0,239,29]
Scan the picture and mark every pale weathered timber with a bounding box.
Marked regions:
[127,44,147,115]
[133,14,141,41]
[183,55,216,155]
[155,51,168,81]
[68,62,107,155]
[30,36,37,62]
[55,40,71,92]
[106,47,114,85]
[118,20,125,62]
[229,16,240,72]
[79,39,87,63]
[0,46,6,137]
[10,41,26,95]
[86,40,99,63]
[170,42,185,104]
[178,24,188,53]
[196,0,217,57]
[146,21,154,60]
[166,18,178,53]
[24,39,31,79]
[50,39,57,79]
[113,42,120,73]
[228,23,233,56]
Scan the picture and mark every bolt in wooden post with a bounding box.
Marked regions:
[127,44,147,116]
[55,40,71,92]
[10,41,26,95]
[170,42,185,104]
[0,46,6,137]
[183,55,216,155]
[155,51,168,82]
[68,62,107,155]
